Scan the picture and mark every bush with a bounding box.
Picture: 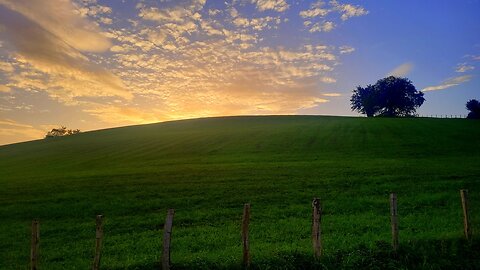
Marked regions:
[466,99,480,119]
[45,126,81,138]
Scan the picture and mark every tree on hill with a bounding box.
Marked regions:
[350,76,425,117]
[45,126,81,138]
[466,99,480,119]
[351,84,379,117]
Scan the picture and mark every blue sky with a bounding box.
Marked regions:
[0,0,479,145]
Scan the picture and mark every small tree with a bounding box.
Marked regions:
[466,99,480,119]
[45,126,81,138]
[350,76,425,117]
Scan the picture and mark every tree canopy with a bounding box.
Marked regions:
[466,99,480,119]
[350,76,425,117]
[45,126,81,138]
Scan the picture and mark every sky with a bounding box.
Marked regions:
[0,0,479,145]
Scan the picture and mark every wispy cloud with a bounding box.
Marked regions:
[339,45,355,54]
[322,93,342,97]
[422,75,472,92]
[387,62,414,77]
[455,62,474,73]
[0,0,111,52]
[0,118,46,145]
[0,1,132,103]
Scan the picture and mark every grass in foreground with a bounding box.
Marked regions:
[0,116,479,269]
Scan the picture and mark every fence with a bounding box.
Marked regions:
[417,115,468,118]
[28,189,474,270]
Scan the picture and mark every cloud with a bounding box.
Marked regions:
[300,1,368,33]
[138,0,205,23]
[0,85,11,93]
[322,92,341,97]
[251,0,289,12]
[320,76,337,83]
[0,0,346,132]
[300,7,329,18]
[339,45,355,54]
[422,75,472,92]
[455,63,474,73]
[0,3,132,102]
[387,62,414,77]
[232,15,282,31]
[0,61,14,72]
[0,118,46,145]
[0,0,111,52]
[331,1,369,21]
[101,39,338,120]
[77,3,112,18]
[309,21,335,32]
[100,17,113,25]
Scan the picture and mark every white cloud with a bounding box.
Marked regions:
[300,7,329,18]
[455,63,474,73]
[309,21,335,32]
[232,15,282,31]
[422,75,472,92]
[138,0,205,23]
[300,0,368,33]
[251,0,289,12]
[100,17,113,25]
[330,0,369,21]
[387,62,414,77]
[339,45,355,54]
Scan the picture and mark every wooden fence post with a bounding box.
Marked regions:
[242,203,251,268]
[460,189,471,240]
[93,215,104,270]
[31,219,39,270]
[390,193,399,252]
[312,198,322,258]
[162,209,175,270]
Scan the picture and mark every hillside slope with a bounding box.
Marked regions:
[1,116,479,269]
[1,116,479,177]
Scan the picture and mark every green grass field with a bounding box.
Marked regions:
[1,116,479,269]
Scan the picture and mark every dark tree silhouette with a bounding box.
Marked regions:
[466,99,480,119]
[350,84,379,117]
[350,76,425,117]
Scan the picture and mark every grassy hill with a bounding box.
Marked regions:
[1,116,479,269]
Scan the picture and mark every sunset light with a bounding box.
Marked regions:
[0,0,479,145]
